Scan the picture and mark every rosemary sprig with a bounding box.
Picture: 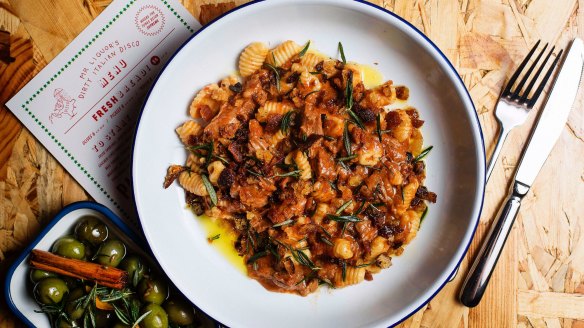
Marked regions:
[320,236,333,246]
[246,168,264,177]
[273,219,294,228]
[326,214,362,223]
[274,170,301,178]
[247,250,268,264]
[343,122,351,156]
[347,109,365,129]
[336,200,353,214]
[345,71,354,110]
[295,249,320,270]
[338,42,346,64]
[413,146,433,163]
[280,111,294,134]
[376,113,382,142]
[201,174,217,206]
[208,234,220,242]
[98,289,133,303]
[298,41,310,57]
[420,206,429,225]
[265,62,281,92]
[112,303,132,325]
[354,261,375,268]
[337,154,357,162]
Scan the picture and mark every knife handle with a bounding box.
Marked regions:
[459,181,529,307]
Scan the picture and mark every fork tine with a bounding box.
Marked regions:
[511,43,548,100]
[519,46,555,104]
[503,40,541,96]
[527,49,564,108]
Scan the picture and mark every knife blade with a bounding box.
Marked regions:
[515,38,584,186]
[460,38,584,308]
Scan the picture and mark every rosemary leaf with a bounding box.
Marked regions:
[354,200,366,215]
[247,250,268,264]
[354,261,375,268]
[336,200,353,215]
[304,90,319,99]
[298,40,311,57]
[273,219,294,228]
[318,277,335,288]
[345,71,354,110]
[341,261,347,282]
[413,146,433,163]
[420,206,429,225]
[132,310,152,328]
[274,170,301,178]
[319,225,332,238]
[326,214,362,223]
[201,174,217,206]
[343,122,351,156]
[323,135,336,141]
[246,168,264,177]
[280,111,294,134]
[265,62,281,92]
[376,113,382,142]
[338,42,346,64]
[320,236,333,246]
[208,234,220,242]
[337,154,357,162]
[295,249,320,270]
[112,303,131,325]
[347,109,365,130]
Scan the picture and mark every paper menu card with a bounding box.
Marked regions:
[5,0,201,228]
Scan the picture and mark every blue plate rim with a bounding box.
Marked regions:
[130,0,487,327]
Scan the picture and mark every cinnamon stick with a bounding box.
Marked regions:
[29,249,128,289]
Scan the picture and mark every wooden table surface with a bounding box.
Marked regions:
[1,0,583,327]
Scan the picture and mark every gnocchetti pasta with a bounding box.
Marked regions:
[164,40,437,296]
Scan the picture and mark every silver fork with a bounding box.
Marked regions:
[485,40,562,181]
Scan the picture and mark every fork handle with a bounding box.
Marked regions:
[486,126,511,182]
[459,181,529,307]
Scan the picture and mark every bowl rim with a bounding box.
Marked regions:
[130,0,486,326]
[3,201,143,328]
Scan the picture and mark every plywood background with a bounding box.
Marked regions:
[1,0,583,327]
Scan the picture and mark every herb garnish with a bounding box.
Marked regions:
[274,170,301,178]
[343,122,351,156]
[341,261,347,281]
[265,62,281,92]
[320,236,333,246]
[354,200,366,215]
[345,71,354,110]
[376,113,382,142]
[413,146,433,163]
[273,219,294,228]
[336,200,353,214]
[326,214,362,223]
[420,206,429,225]
[201,174,217,206]
[280,111,295,134]
[298,41,311,57]
[338,42,346,64]
[247,250,268,264]
[208,234,221,242]
[246,168,264,178]
[354,261,375,268]
[347,109,365,129]
[304,90,320,99]
[337,154,357,163]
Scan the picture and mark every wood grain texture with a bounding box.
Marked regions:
[1,0,583,327]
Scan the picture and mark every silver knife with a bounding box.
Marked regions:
[459,38,584,307]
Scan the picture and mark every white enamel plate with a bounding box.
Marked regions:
[132,1,485,327]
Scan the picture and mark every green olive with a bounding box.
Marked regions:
[93,239,126,267]
[75,217,109,246]
[138,278,169,305]
[34,277,69,305]
[119,255,148,287]
[51,236,86,260]
[163,298,195,325]
[29,269,57,283]
[64,288,86,321]
[141,303,168,328]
